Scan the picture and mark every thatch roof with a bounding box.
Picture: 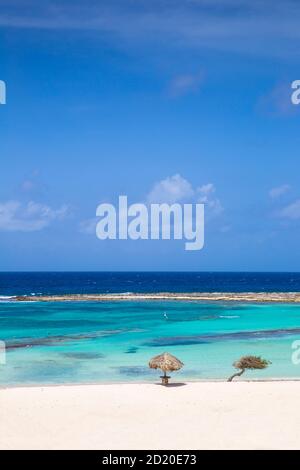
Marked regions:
[149,352,183,372]
[233,355,270,370]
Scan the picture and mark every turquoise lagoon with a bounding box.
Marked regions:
[0,300,300,386]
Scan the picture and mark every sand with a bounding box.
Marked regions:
[14,292,300,302]
[0,381,300,450]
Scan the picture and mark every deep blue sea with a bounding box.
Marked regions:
[1,271,300,296]
[0,272,300,386]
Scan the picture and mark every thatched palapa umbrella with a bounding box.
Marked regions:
[149,352,183,385]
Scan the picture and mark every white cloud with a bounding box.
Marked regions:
[147,174,194,204]
[258,82,298,116]
[220,224,231,233]
[269,184,291,199]
[19,171,45,195]
[197,183,223,215]
[278,199,300,220]
[79,217,98,235]
[168,72,204,98]
[0,200,69,232]
[147,174,223,214]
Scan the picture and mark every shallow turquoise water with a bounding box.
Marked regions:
[0,300,300,385]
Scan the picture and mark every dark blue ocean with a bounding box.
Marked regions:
[0,272,300,386]
[1,272,300,297]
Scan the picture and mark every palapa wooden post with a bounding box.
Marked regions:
[160,372,170,385]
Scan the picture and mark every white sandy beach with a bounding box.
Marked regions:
[0,381,300,450]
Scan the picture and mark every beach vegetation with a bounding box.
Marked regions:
[228,355,271,382]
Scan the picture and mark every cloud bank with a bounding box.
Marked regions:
[0,200,69,232]
[1,1,300,59]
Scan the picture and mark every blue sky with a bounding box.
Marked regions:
[1,0,300,271]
